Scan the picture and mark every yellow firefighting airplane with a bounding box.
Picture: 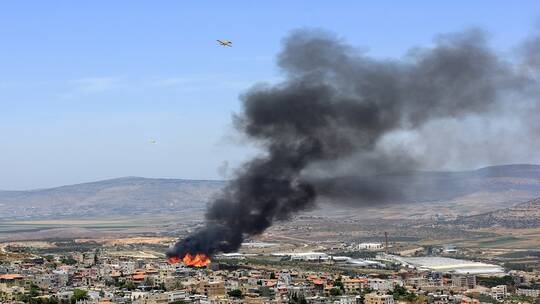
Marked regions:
[217,39,232,47]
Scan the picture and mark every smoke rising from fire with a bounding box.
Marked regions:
[167,28,540,258]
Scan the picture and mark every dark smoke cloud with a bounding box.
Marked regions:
[167,28,540,258]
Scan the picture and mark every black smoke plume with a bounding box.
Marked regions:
[167,29,540,258]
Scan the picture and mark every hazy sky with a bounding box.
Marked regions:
[1,1,539,190]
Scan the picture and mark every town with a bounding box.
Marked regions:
[2,238,539,304]
[2,1,540,304]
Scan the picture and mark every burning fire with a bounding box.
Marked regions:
[168,253,210,267]
[167,256,181,264]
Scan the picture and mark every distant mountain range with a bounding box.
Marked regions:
[0,177,225,220]
[317,164,540,203]
[1,164,540,220]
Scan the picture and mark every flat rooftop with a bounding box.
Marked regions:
[391,256,504,274]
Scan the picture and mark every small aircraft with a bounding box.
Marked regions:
[217,39,232,47]
[149,139,157,144]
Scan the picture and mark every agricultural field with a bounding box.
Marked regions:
[0,217,170,242]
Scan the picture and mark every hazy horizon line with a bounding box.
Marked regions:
[2,162,538,192]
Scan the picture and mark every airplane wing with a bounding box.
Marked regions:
[217,40,232,47]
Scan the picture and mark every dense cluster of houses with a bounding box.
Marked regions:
[1,249,539,304]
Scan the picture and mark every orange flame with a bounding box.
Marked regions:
[168,253,210,267]
[183,253,211,267]
[168,256,181,264]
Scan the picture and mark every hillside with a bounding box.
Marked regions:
[312,164,540,220]
[317,164,540,203]
[0,177,225,220]
[455,197,540,228]
[2,164,540,220]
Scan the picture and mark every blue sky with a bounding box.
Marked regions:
[1,1,539,190]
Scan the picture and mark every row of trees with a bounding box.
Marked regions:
[5,288,88,304]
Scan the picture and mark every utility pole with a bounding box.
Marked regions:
[384,231,388,254]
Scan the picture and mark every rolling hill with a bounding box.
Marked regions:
[1,164,540,221]
[0,177,225,220]
[455,197,540,228]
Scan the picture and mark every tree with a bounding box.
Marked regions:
[122,281,136,291]
[259,286,272,297]
[333,280,344,290]
[70,289,88,304]
[93,249,99,265]
[228,289,243,298]
[61,257,77,266]
[144,276,155,287]
[472,294,498,304]
[391,285,418,302]
[477,275,514,288]
[330,288,342,296]
[29,284,41,297]
[28,298,59,304]
[289,294,307,304]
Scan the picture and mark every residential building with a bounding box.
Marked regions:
[364,293,394,304]
[517,289,540,298]
[451,274,476,289]
[490,285,507,301]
